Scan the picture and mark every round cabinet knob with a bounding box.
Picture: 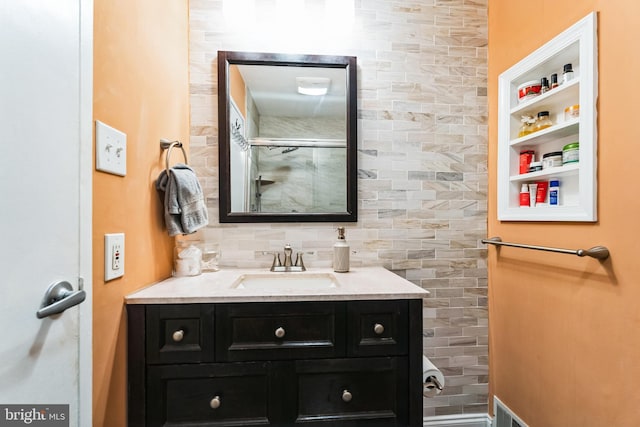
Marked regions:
[342,390,353,403]
[275,327,286,339]
[209,396,221,409]
[373,323,385,335]
[172,329,185,342]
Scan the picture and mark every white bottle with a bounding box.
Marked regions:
[333,227,350,273]
[562,63,574,84]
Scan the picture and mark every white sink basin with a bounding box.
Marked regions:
[231,273,339,290]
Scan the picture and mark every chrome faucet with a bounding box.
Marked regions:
[271,244,306,272]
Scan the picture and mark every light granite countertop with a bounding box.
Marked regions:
[125,266,429,304]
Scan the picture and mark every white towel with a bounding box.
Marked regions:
[156,164,208,236]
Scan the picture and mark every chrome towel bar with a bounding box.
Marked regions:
[481,236,610,260]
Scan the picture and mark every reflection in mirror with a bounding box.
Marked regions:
[218,51,357,223]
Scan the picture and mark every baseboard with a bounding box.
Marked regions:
[423,413,492,427]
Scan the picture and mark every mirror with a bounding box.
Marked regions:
[218,51,357,223]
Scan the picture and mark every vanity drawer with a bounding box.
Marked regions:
[215,302,346,362]
[146,362,272,427]
[145,304,215,364]
[293,357,408,426]
[347,300,409,357]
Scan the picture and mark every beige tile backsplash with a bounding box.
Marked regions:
[189,0,488,417]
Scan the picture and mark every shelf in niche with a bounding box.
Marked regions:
[510,78,580,116]
[515,204,580,213]
[509,119,579,147]
[509,163,579,182]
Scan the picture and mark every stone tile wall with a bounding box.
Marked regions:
[189,0,488,417]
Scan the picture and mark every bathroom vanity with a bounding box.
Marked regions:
[126,267,428,427]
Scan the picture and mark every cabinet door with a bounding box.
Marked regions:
[216,301,346,361]
[347,300,408,357]
[292,357,408,426]
[146,362,273,426]
[146,304,215,364]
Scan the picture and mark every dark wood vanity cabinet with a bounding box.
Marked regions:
[128,299,423,427]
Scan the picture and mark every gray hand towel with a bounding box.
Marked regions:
[156,163,208,236]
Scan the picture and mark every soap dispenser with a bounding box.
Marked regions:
[333,227,350,273]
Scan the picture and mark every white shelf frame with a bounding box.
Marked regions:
[497,12,598,222]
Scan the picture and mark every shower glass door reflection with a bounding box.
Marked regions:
[248,145,347,213]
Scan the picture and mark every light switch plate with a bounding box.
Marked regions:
[104,233,125,281]
[96,120,127,176]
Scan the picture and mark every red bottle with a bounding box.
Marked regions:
[519,184,530,207]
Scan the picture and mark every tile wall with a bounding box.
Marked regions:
[189,0,488,417]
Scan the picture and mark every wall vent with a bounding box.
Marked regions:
[494,396,529,427]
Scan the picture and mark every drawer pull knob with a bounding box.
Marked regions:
[172,329,185,342]
[342,390,353,402]
[275,327,286,339]
[209,396,221,409]
[373,323,385,335]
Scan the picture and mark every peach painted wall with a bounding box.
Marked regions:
[229,64,247,117]
[92,0,189,425]
[488,1,640,426]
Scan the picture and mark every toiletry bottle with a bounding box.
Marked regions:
[536,181,549,204]
[519,149,535,173]
[562,63,574,84]
[529,183,538,207]
[540,77,549,94]
[549,180,560,206]
[333,226,350,272]
[519,184,530,207]
[518,116,535,138]
[535,111,552,132]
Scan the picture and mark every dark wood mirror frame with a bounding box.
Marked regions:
[217,50,358,223]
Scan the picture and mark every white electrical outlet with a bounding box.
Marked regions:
[105,233,125,281]
[96,120,127,176]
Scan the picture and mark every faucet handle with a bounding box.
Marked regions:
[271,253,282,269]
[294,252,306,270]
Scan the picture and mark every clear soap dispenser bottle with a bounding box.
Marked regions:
[333,226,350,273]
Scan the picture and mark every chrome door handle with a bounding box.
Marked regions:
[36,280,86,319]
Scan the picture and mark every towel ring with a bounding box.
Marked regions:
[160,139,188,173]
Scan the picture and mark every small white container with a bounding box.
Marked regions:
[562,142,579,164]
[517,80,542,103]
[542,151,563,169]
[528,161,543,173]
[173,241,202,277]
[562,63,574,84]
[564,104,580,121]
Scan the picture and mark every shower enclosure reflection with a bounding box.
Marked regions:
[248,143,346,213]
[218,51,357,223]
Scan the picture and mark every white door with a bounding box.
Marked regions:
[0,1,92,426]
